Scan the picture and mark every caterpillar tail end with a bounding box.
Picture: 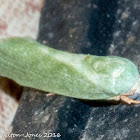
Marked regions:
[113,90,140,105]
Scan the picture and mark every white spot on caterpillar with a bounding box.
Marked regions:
[40,47,49,54]
[112,68,124,92]
[112,69,122,78]
[23,52,27,56]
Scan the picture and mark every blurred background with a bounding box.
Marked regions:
[0,0,44,139]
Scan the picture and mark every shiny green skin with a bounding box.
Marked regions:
[0,37,139,100]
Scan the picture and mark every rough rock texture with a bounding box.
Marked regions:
[108,0,140,70]
[38,0,118,55]
[7,0,140,140]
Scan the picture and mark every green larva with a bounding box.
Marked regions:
[0,37,139,100]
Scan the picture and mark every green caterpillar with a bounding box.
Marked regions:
[0,37,139,101]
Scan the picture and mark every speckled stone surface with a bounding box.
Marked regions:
[7,0,140,140]
[38,0,118,55]
[108,0,140,70]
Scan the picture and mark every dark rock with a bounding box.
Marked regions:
[37,0,118,56]
[107,0,140,69]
